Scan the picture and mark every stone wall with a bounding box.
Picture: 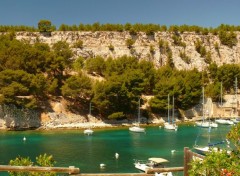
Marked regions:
[0,105,41,129]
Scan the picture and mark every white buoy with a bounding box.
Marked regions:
[23,137,26,141]
[171,150,176,154]
[115,153,119,159]
[100,163,106,169]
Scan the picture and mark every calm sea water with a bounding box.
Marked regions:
[0,124,232,175]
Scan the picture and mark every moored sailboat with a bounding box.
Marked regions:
[215,82,234,125]
[195,87,218,128]
[84,102,94,135]
[129,98,145,133]
[164,94,178,131]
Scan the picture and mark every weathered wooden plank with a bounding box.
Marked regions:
[145,167,184,174]
[192,152,205,159]
[72,174,154,176]
[0,165,80,174]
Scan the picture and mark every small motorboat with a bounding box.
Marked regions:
[134,157,172,175]
[215,119,234,125]
[129,125,145,133]
[84,129,94,135]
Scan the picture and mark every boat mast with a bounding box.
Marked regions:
[172,95,175,124]
[138,97,140,123]
[235,77,238,116]
[220,81,223,107]
[202,87,205,123]
[168,94,170,123]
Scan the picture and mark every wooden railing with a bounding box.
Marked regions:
[0,165,79,174]
[0,147,204,176]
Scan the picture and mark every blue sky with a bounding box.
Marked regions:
[0,0,239,28]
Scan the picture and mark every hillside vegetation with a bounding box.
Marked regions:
[0,22,240,120]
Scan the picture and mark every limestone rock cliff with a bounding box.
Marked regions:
[15,31,240,70]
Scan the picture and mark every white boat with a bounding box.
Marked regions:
[129,125,145,133]
[195,87,218,128]
[231,118,240,124]
[129,98,145,133]
[164,95,178,131]
[215,82,234,125]
[195,121,218,128]
[215,119,234,125]
[229,78,240,124]
[194,120,227,155]
[193,146,221,155]
[84,102,94,135]
[84,128,94,135]
[194,143,231,155]
[164,122,178,131]
[134,157,172,175]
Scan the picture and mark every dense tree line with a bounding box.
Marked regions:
[1,21,240,34]
[1,21,238,48]
[0,33,240,119]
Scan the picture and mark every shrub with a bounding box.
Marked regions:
[108,112,125,119]
[205,51,212,64]
[195,39,207,57]
[73,40,83,49]
[180,51,191,64]
[149,45,155,54]
[126,39,135,49]
[108,44,114,51]
[218,30,237,48]
[9,153,56,176]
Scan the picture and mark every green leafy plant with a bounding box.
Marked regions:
[9,154,56,176]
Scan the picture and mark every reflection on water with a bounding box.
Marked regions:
[0,125,232,174]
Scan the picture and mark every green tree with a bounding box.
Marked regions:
[215,64,240,92]
[0,70,35,107]
[72,57,85,72]
[85,56,106,76]
[38,20,52,33]
[46,41,73,95]
[61,73,92,100]
[150,68,202,112]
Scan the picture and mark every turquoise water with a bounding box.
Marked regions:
[0,124,232,175]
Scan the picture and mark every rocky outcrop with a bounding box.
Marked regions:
[0,105,41,129]
[14,31,240,70]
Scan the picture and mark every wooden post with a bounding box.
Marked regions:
[145,167,184,174]
[184,147,191,176]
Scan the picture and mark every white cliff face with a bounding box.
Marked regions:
[14,31,240,70]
